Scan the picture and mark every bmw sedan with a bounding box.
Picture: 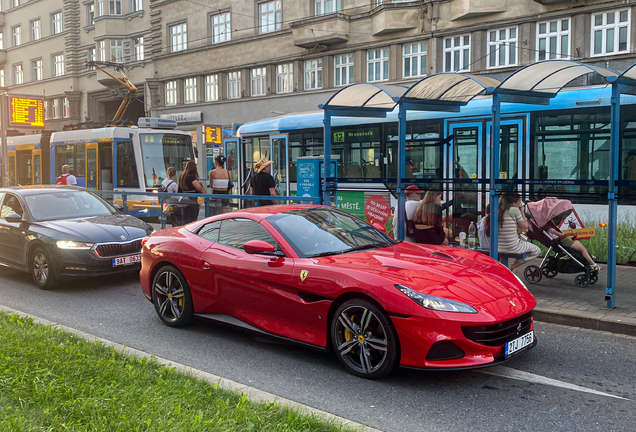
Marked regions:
[140,205,537,378]
[0,186,154,289]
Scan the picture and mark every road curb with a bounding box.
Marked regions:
[0,304,382,432]
[534,308,636,337]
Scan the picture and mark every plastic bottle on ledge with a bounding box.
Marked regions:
[468,222,477,250]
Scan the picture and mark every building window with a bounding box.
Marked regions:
[97,0,104,17]
[443,35,470,72]
[31,59,43,81]
[276,63,293,93]
[367,48,389,82]
[13,64,23,85]
[403,42,427,78]
[211,12,231,44]
[87,4,95,26]
[109,0,122,15]
[259,1,282,34]
[170,23,187,52]
[227,71,241,99]
[110,40,123,62]
[334,54,354,86]
[131,0,143,12]
[53,98,61,119]
[251,67,267,96]
[0,69,4,87]
[184,77,197,104]
[304,58,322,90]
[0,34,3,50]
[487,27,517,69]
[315,0,341,16]
[30,19,41,41]
[51,11,63,35]
[537,19,570,61]
[44,100,50,120]
[591,9,630,56]
[98,41,106,61]
[205,74,219,101]
[63,97,70,118]
[165,81,177,106]
[132,36,144,61]
[12,26,21,47]
[53,54,65,77]
[87,48,96,69]
[11,0,19,7]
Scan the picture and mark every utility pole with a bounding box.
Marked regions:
[1,92,8,188]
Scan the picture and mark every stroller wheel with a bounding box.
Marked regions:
[542,268,557,278]
[589,271,598,284]
[524,265,543,284]
[575,274,589,288]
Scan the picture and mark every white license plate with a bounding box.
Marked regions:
[505,330,534,357]
[112,254,141,267]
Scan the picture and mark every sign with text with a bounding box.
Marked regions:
[558,209,595,240]
[364,195,391,225]
[160,111,202,123]
[10,96,45,128]
[204,125,222,144]
[337,191,365,216]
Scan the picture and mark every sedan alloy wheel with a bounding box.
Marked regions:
[31,247,57,290]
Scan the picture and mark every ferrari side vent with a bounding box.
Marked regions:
[425,341,465,361]
[432,252,454,261]
[461,312,533,347]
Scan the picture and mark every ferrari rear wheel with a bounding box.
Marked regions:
[152,265,193,327]
[331,298,399,379]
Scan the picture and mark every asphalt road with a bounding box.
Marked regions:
[1,269,635,432]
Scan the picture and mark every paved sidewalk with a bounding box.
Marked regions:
[519,260,636,336]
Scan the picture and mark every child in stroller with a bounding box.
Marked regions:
[524,197,600,287]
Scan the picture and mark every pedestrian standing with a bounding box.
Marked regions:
[208,155,232,214]
[250,158,277,206]
[54,164,78,186]
[160,167,178,193]
[178,161,205,223]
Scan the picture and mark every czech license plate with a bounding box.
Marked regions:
[112,254,141,267]
[505,330,534,357]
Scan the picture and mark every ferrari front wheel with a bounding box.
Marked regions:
[331,298,399,379]
[152,265,193,327]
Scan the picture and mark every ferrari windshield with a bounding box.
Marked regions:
[24,191,116,221]
[267,208,396,258]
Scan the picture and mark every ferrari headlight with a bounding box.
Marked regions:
[395,284,477,313]
[56,241,95,250]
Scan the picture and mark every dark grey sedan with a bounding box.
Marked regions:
[0,186,154,289]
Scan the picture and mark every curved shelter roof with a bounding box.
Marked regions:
[401,73,502,104]
[497,60,619,95]
[321,83,408,111]
[620,62,636,81]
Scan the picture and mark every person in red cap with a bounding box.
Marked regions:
[404,185,424,241]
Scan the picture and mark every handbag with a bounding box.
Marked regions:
[227,171,234,192]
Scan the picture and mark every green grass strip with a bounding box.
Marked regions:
[0,312,358,432]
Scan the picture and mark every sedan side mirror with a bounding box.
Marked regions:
[114,204,124,213]
[244,239,276,255]
[4,213,23,223]
[372,222,386,233]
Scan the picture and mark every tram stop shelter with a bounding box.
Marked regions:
[319,59,636,309]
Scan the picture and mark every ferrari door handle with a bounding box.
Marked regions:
[202,262,212,270]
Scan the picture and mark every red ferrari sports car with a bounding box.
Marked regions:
[140,205,537,378]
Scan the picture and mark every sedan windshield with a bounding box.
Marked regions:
[24,191,116,221]
[267,208,396,258]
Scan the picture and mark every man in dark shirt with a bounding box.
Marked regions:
[250,158,277,206]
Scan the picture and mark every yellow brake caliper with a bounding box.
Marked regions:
[344,314,356,351]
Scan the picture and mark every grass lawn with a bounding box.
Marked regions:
[0,313,358,432]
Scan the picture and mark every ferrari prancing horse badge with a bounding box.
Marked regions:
[300,270,309,281]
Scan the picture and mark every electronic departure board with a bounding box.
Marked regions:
[10,96,45,128]
[204,125,222,144]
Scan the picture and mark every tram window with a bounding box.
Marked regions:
[34,155,41,184]
[622,121,636,181]
[8,156,16,187]
[117,140,140,188]
[76,144,86,178]
[55,145,75,177]
[140,133,193,187]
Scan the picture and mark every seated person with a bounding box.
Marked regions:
[412,190,449,246]
[477,204,490,250]
[548,221,601,271]
[404,185,423,242]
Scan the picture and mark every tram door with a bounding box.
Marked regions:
[223,138,239,194]
[447,123,483,237]
[86,144,98,190]
[33,151,41,185]
[485,119,525,192]
[16,151,34,186]
[270,134,289,196]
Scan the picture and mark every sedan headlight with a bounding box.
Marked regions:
[395,284,477,313]
[56,241,95,250]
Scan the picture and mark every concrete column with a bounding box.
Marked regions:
[389,44,399,81]
[519,22,533,65]
[572,13,588,60]
[241,68,249,99]
[146,80,161,111]
[322,55,333,89]
[267,64,275,95]
[298,59,306,91]
[219,72,228,100]
[292,60,301,92]
[65,91,82,122]
[353,50,364,82]
[197,75,205,103]
[471,30,484,73]
[432,37,443,74]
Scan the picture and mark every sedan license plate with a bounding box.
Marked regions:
[112,254,141,267]
[505,330,534,357]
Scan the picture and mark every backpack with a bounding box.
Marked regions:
[158,181,174,193]
[55,174,69,185]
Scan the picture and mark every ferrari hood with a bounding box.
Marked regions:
[315,242,526,306]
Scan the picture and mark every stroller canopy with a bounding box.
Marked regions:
[526,197,574,228]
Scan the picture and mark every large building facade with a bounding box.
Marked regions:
[1,0,635,135]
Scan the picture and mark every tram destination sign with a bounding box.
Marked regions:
[9,95,45,128]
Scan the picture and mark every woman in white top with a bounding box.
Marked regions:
[404,185,423,242]
[161,167,178,193]
[497,191,541,272]
[208,155,231,214]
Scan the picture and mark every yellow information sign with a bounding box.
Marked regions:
[204,125,222,144]
[10,96,45,128]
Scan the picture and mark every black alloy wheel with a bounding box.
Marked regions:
[31,247,57,290]
[152,265,193,327]
[331,298,399,378]
[524,265,542,284]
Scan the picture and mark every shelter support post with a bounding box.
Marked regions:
[396,103,407,240]
[489,93,501,262]
[606,81,620,309]
[1,93,8,188]
[323,110,332,206]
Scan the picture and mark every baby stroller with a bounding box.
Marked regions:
[523,197,599,287]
